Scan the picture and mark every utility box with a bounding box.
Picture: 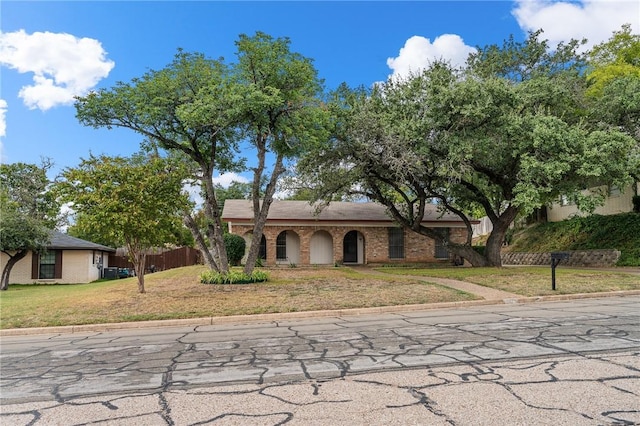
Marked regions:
[103,267,118,279]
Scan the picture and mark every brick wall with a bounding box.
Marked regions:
[230,224,467,266]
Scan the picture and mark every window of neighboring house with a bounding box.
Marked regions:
[388,228,404,259]
[434,228,450,259]
[276,231,287,261]
[33,250,62,279]
[609,185,621,197]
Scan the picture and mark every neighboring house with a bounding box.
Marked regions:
[1,231,116,284]
[222,200,475,266]
[546,182,639,222]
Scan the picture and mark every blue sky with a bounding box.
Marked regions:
[1,1,638,186]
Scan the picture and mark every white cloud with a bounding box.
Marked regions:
[212,172,249,188]
[0,98,6,137]
[0,99,6,162]
[386,34,477,79]
[512,0,640,50]
[0,30,115,111]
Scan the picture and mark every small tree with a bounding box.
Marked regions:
[55,154,189,293]
[0,161,60,290]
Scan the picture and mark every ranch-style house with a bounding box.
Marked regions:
[222,200,475,266]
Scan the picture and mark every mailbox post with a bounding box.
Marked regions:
[550,252,570,290]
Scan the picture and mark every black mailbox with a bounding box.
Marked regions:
[550,252,571,290]
[551,252,570,262]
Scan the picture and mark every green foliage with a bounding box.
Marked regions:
[633,195,640,213]
[54,154,190,292]
[0,161,59,290]
[587,24,640,98]
[200,269,269,284]
[55,154,188,250]
[296,30,638,267]
[0,198,50,253]
[224,233,246,266]
[74,33,330,275]
[0,160,62,228]
[508,213,640,266]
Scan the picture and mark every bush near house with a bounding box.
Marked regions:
[224,234,246,266]
[505,213,640,266]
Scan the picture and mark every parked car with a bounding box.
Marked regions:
[117,268,134,278]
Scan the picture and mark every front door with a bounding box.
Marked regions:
[343,231,358,263]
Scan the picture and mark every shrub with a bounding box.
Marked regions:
[633,195,640,213]
[200,269,269,284]
[224,234,246,266]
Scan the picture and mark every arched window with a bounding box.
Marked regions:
[276,231,287,261]
[259,235,267,260]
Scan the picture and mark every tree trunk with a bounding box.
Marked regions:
[1,249,28,290]
[201,165,229,273]
[243,152,285,275]
[127,241,146,293]
[447,244,490,267]
[483,205,519,267]
[134,251,146,293]
[183,212,217,270]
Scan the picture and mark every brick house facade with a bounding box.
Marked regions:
[222,200,472,266]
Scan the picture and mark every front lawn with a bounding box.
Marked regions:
[0,266,475,329]
[376,266,640,297]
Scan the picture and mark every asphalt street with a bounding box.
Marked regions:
[1,295,639,425]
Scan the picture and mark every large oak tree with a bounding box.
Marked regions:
[297,31,638,266]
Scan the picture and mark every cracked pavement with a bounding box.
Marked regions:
[1,295,639,425]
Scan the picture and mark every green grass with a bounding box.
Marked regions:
[376,266,640,297]
[506,213,640,266]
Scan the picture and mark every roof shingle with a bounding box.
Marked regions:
[222,200,466,223]
[48,231,116,252]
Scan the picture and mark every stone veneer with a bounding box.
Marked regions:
[230,224,468,266]
[501,249,621,267]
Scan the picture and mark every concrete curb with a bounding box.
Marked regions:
[2,289,639,337]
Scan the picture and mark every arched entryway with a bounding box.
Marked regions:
[343,230,364,264]
[310,230,333,264]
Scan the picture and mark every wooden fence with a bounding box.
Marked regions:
[109,247,202,272]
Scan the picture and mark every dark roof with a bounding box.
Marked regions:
[48,231,116,252]
[222,200,468,223]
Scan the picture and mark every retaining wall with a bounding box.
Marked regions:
[501,249,621,267]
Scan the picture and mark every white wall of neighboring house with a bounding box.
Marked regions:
[0,250,110,284]
[547,183,639,222]
[472,216,493,237]
[0,252,32,283]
